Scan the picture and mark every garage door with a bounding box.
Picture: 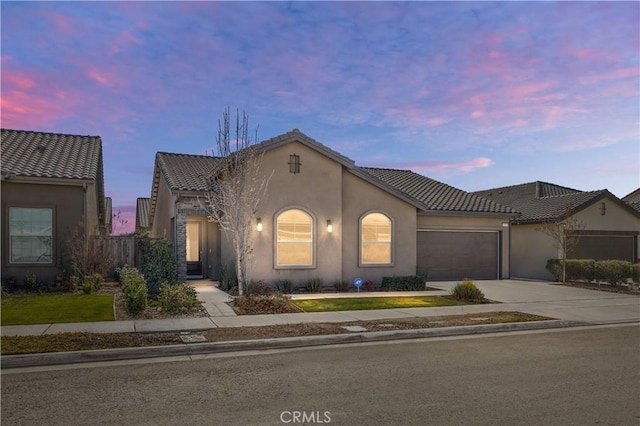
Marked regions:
[417,231,499,281]
[570,235,635,262]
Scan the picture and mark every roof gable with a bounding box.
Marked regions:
[474,181,639,223]
[148,129,519,221]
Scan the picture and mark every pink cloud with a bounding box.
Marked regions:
[2,71,35,90]
[89,68,116,86]
[379,157,495,176]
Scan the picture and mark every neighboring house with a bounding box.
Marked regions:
[475,181,640,280]
[149,129,516,283]
[135,197,151,233]
[1,129,108,282]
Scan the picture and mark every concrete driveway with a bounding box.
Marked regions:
[428,279,640,323]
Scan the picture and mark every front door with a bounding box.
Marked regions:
[186,221,203,278]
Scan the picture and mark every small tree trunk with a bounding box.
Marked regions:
[236,244,244,296]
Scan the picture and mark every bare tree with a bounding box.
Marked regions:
[201,108,271,295]
[536,207,586,283]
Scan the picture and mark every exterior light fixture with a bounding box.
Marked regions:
[327,220,333,233]
[256,218,263,232]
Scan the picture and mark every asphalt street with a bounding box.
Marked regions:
[2,324,639,426]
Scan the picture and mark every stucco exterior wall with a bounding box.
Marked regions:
[417,213,511,278]
[341,170,417,284]
[84,182,100,235]
[510,224,557,280]
[150,173,176,241]
[1,181,86,282]
[571,196,638,231]
[248,141,343,285]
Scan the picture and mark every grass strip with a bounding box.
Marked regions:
[293,296,463,312]
[1,294,115,325]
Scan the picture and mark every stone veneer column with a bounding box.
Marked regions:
[175,208,187,281]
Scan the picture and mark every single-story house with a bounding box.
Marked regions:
[135,197,151,233]
[1,128,108,283]
[475,181,640,280]
[148,129,517,284]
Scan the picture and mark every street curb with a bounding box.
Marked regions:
[1,320,584,369]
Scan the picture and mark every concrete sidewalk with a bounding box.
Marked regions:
[1,279,638,337]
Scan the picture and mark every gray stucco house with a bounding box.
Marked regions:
[146,129,516,284]
[475,181,640,280]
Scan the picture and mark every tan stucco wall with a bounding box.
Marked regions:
[510,224,557,280]
[1,181,87,282]
[84,182,100,235]
[247,141,344,285]
[341,170,417,284]
[417,214,511,278]
[150,172,176,241]
[571,197,638,230]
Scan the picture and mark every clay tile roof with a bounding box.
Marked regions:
[473,181,623,223]
[156,152,223,192]
[361,167,518,214]
[1,128,102,181]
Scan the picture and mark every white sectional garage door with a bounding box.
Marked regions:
[417,231,499,281]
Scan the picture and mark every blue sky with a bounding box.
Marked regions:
[2,1,638,233]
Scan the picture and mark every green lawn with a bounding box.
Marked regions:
[1,294,115,325]
[293,296,463,312]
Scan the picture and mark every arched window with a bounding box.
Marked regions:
[360,212,392,265]
[276,208,314,267]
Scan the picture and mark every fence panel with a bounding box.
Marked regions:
[90,235,136,273]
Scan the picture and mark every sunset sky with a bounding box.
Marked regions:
[2,1,638,234]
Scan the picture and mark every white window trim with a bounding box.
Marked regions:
[359,210,394,267]
[274,207,316,269]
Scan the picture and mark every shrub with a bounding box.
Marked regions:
[333,280,351,292]
[81,280,95,294]
[219,262,238,292]
[546,259,562,281]
[158,282,200,314]
[451,279,485,301]
[594,260,632,287]
[246,280,271,295]
[364,280,375,291]
[233,293,299,315]
[632,264,640,283]
[274,279,294,294]
[87,273,104,291]
[564,259,596,281]
[140,238,178,299]
[381,275,426,291]
[306,278,324,293]
[24,271,37,290]
[120,266,148,314]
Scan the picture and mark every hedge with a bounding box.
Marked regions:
[381,275,426,291]
[546,258,633,286]
[594,260,632,287]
